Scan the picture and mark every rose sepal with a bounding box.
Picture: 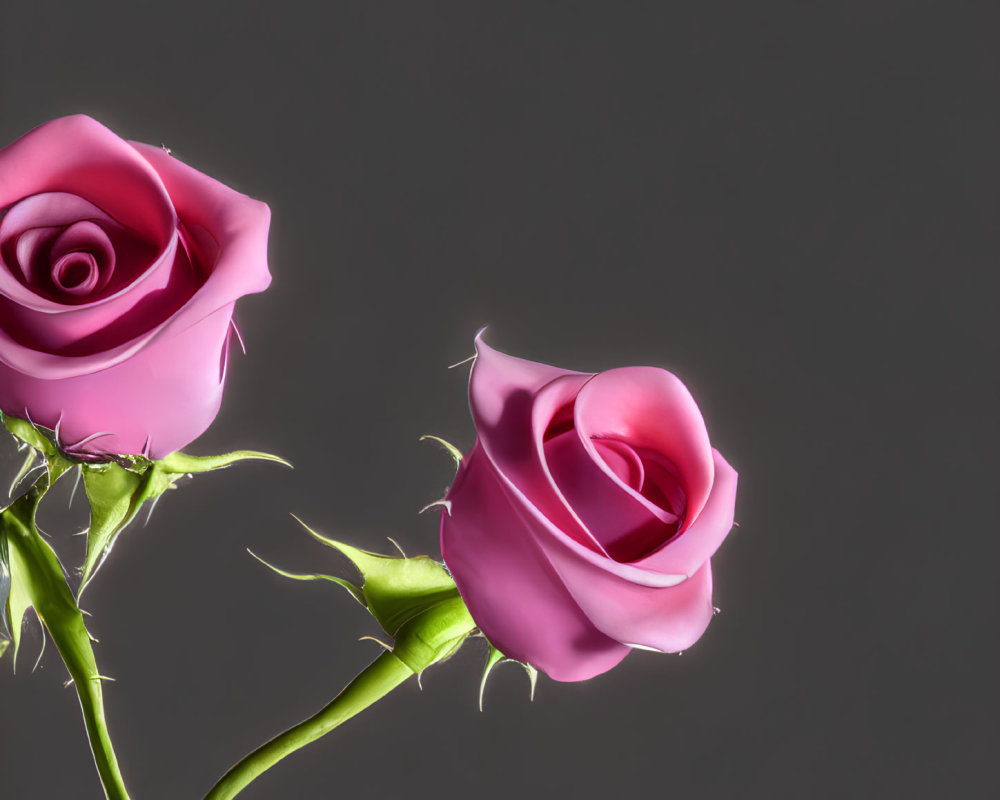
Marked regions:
[252,516,477,676]
[479,642,538,711]
[203,521,479,800]
[1,412,290,595]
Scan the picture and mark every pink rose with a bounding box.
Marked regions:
[440,334,738,681]
[0,116,270,458]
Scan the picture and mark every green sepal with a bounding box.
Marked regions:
[1,480,77,667]
[256,517,477,676]
[479,642,539,710]
[2,413,75,486]
[0,636,8,660]
[79,450,290,595]
[419,435,464,469]
[156,450,292,474]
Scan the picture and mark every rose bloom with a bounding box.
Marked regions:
[440,335,738,681]
[0,115,270,459]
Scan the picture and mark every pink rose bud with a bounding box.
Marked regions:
[440,334,738,681]
[0,115,271,459]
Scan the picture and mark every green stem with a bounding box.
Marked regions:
[49,612,131,800]
[203,651,414,800]
[5,481,130,800]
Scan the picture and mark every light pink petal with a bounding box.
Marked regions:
[575,366,715,529]
[545,428,681,562]
[636,449,738,576]
[0,138,269,381]
[0,193,160,303]
[536,525,716,652]
[0,304,235,458]
[0,116,175,244]
[130,142,271,323]
[441,443,630,681]
[470,334,602,551]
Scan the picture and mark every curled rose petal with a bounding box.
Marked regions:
[0,116,270,458]
[441,334,738,681]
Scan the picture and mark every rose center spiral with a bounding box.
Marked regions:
[0,194,121,305]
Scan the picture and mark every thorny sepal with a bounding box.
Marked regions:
[1,411,289,596]
[3,412,75,488]
[479,642,539,711]
[254,517,478,677]
[419,435,464,470]
[0,476,74,666]
[78,450,289,595]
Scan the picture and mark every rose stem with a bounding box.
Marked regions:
[7,478,131,800]
[202,650,413,800]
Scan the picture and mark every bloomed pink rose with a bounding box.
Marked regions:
[440,334,738,681]
[0,116,270,459]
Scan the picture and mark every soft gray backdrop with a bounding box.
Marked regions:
[1,2,997,798]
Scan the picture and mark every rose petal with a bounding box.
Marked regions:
[470,334,603,552]
[130,142,271,322]
[636,449,738,576]
[0,303,236,458]
[575,366,715,530]
[545,427,681,562]
[540,530,716,652]
[441,442,630,681]
[470,337,690,587]
[0,116,175,242]
[0,193,154,300]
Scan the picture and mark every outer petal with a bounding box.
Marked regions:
[131,142,272,326]
[538,535,716,652]
[470,335,604,552]
[0,304,235,458]
[441,443,629,681]
[0,131,270,382]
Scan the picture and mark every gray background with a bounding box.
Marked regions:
[1,2,997,798]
